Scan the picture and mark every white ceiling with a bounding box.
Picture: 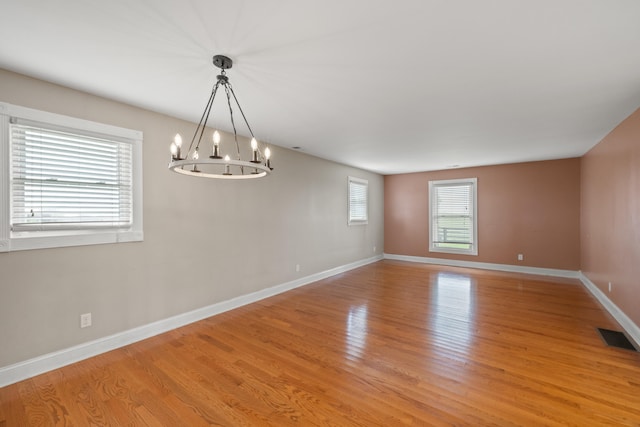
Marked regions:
[1,0,639,175]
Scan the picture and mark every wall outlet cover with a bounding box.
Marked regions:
[80,313,92,328]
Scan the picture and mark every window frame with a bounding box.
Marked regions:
[348,176,368,226]
[0,102,143,252]
[428,177,478,256]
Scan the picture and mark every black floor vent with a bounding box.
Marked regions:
[597,328,638,351]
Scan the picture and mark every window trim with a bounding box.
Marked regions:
[348,176,368,226]
[0,102,143,252]
[428,177,478,256]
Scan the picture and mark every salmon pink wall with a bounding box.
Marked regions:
[581,108,640,328]
[385,159,581,270]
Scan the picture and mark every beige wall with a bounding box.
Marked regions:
[0,69,384,367]
[581,108,640,328]
[384,159,581,270]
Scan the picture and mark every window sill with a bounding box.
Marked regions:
[1,230,143,252]
[429,246,478,256]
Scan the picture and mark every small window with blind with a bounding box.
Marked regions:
[429,178,477,255]
[348,176,368,226]
[0,102,143,252]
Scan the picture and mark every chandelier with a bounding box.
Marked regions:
[168,55,273,179]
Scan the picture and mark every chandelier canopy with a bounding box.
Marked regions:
[168,55,273,179]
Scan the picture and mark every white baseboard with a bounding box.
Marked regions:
[383,253,580,279]
[0,255,383,388]
[579,272,640,349]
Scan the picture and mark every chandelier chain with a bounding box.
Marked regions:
[189,81,220,155]
[227,83,256,140]
[223,83,242,161]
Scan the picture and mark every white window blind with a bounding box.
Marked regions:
[10,120,133,231]
[429,178,477,255]
[0,102,143,252]
[348,176,368,225]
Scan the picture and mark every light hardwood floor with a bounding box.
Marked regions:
[1,260,640,426]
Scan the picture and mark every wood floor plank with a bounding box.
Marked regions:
[2,260,640,425]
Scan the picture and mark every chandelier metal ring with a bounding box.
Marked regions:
[168,158,271,179]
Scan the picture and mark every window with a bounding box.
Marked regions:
[0,102,143,252]
[429,178,477,255]
[348,176,368,225]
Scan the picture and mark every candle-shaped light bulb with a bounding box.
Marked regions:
[170,142,178,157]
[251,137,259,162]
[192,148,200,172]
[223,154,231,175]
[173,134,183,159]
[264,147,272,169]
[211,130,221,158]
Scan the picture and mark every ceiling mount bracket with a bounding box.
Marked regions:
[213,55,232,70]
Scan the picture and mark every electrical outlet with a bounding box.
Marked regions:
[295,264,300,272]
[373,246,376,252]
[80,313,92,328]
[517,254,524,261]
[608,282,612,293]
